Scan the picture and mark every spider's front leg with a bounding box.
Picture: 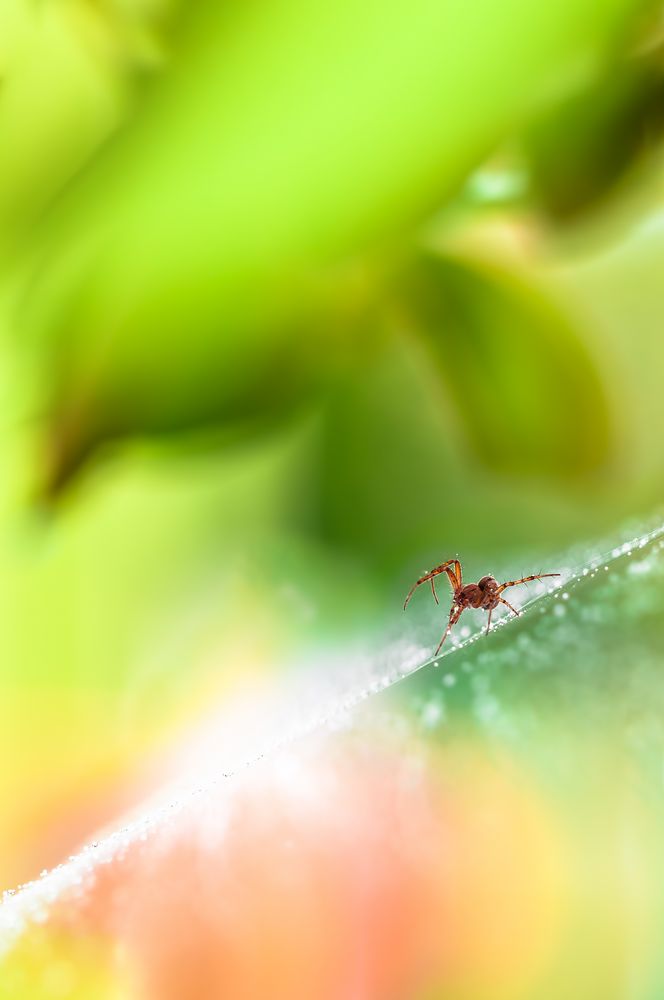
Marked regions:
[403,559,462,610]
[434,604,462,655]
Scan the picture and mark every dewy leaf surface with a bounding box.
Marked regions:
[2,517,664,999]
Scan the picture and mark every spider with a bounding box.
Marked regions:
[404,559,560,655]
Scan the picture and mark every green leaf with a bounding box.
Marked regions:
[394,252,611,478]
[15,0,638,489]
[524,48,664,221]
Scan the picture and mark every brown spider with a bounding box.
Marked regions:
[404,559,560,655]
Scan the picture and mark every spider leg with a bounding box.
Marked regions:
[485,606,493,635]
[497,572,560,594]
[430,578,440,605]
[403,559,462,610]
[499,596,520,618]
[434,604,462,655]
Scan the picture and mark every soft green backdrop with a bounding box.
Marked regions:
[2,0,664,994]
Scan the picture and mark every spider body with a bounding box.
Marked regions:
[457,577,498,610]
[404,559,559,655]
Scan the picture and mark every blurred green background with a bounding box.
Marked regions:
[2,0,664,995]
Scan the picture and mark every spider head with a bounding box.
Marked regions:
[478,575,498,592]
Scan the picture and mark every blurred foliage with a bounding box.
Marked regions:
[311,250,614,572]
[525,7,664,221]
[10,0,638,486]
[0,0,179,258]
[2,0,664,994]
[392,252,610,476]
